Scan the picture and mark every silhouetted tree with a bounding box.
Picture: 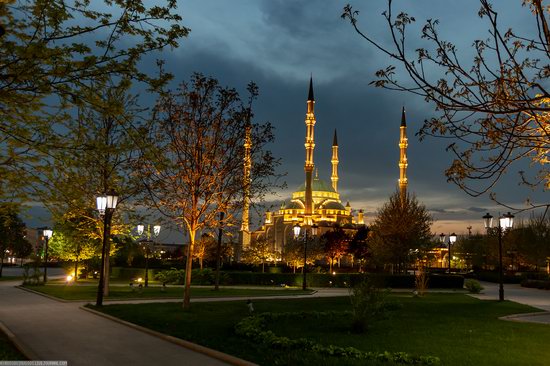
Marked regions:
[370,191,432,273]
[343,1,550,210]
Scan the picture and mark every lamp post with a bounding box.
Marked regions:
[293,222,318,291]
[137,224,161,287]
[96,190,119,306]
[483,212,514,301]
[439,233,456,273]
[42,228,53,283]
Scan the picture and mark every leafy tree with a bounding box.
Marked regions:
[194,233,215,270]
[48,215,98,280]
[321,225,350,273]
[0,0,188,202]
[370,191,433,273]
[342,1,550,208]
[0,204,30,277]
[510,214,550,270]
[242,238,277,273]
[348,226,371,271]
[138,73,280,309]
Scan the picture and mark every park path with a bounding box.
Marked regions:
[470,281,550,324]
[0,279,241,366]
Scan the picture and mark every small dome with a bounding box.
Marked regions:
[285,200,304,209]
[320,201,346,210]
[296,177,336,193]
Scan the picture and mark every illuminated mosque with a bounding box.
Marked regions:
[239,78,409,255]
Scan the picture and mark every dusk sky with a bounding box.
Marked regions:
[26,1,548,239]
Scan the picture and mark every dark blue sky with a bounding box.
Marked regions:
[26,1,547,239]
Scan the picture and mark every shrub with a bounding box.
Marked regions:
[22,261,42,285]
[349,279,390,333]
[155,268,185,284]
[521,279,550,290]
[464,279,484,294]
[415,269,429,296]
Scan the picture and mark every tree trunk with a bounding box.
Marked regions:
[199,257,203,270]
[74,258,79,283]
[0,252,4,278]
[183,228,196,310]
[214,211,224,291]
[262,261,265,273]
[329,258,333,273]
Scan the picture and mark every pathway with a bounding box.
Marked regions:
[0,280,244,366]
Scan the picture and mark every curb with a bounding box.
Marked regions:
[500,311,550,323]
[81,306,258,366]
[0,321,39,360]
[16,285,70,303]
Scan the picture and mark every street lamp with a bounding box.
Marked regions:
[96,190,119,306]
[483,212,514,301]
[293,222,318,290]
[439,233,456,273]
[136,223,161,287]
[42,228,53,283]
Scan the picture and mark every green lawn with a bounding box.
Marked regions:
[0,331,25,361]
[23,284,313,301]
[90,294,550,366]
[0,276,22,282]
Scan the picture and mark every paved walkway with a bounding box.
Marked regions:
[470,281,550,324]
[0,280,238,365]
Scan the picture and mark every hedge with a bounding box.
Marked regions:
[221,272,463,289]
[110,267,158,281]
[521,279,550,290]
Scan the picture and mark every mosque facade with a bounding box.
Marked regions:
[240,78,409,256]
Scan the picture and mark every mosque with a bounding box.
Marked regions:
[239,78,409,256]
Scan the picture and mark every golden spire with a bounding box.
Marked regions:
[331,129,339,192]
[398,107,408,199]
[304,76,316,221]
[241,123,252,233]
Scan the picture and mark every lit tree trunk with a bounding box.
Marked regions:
[262,260,265,273]
[329,258,333,273]
[74,257,79,282]
[199,257,203,270]
[183,227,196,310]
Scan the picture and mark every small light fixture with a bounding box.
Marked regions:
[153,225,161,237]
[293,223,301,239]
[439,233,445,243]
[449,233,457,244]
[500,212,515,230]
[483,213,494,229]
[311,223,318,236]
[137,224,145,235]
[43,229,53,239]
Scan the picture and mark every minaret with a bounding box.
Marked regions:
[239,123,252,251]
[304,77,316,223]
[398,107,408,200]
[331,129,339,192]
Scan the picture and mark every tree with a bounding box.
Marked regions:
[370,191,433,273]
[511,214,550,270]
[321,225,350,273]
[48,214,98,280]
[343,1,550,209]
[139,73,280,309]
[348,226,371,271]
[0,204,30,277]
[0,0,188,202]
[194,233,214,270]
[242,238,276,273]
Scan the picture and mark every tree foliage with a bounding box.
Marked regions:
[242,237,277,273]
[321,225,350,273]
[0,204,30,276]
[370,191,433,272]
[343,1,550,209]
[0,0,188,202]
[138,73,281,309]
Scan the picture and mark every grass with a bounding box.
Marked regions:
[23,283,313,301]
[90,294,550,366]
[0,330,25,361]
[0,276,22,282]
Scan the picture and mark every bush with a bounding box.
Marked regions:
[349,279,390,333]
[155,268,185,284]
[464,279,484,294]
[110,267,157,281]
[521,279,550,290]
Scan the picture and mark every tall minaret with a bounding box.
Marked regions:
[239,123,252,254]
[304,77,316,223]
[398,107,408,200]
[331,129,339,192]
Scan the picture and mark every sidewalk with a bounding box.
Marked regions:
[0,280,247,366]
[470,281,550,324]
